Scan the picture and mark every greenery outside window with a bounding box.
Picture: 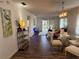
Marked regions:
[60,17,68,29]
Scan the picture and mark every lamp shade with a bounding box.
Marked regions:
[59,12,67,18]
[19,20,26,29]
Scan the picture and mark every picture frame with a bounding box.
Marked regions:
[1,8,13,37]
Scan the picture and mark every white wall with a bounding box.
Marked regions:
[0,0,19,59]
[16,3,37,37]
[0,0,37,59]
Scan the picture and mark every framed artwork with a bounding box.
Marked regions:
[1,8,13,37]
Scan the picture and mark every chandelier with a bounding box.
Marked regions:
[59,0,67,18]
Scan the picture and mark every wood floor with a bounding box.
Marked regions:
[11,35,67,59]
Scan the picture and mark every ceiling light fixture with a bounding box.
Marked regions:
[20,2,28,7]
[21,2,27,5]
[59,0,67,18]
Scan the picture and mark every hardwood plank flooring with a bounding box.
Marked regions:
[11,35,66,59]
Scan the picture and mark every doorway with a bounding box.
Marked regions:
[42,20,49,35]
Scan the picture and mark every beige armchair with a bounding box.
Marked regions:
[51,39,63,51]
[69,36,79,47]
[65,45,79,57]
[69,40,79,47]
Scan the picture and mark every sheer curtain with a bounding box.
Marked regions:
[76,14,79,35]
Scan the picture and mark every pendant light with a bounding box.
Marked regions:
[59,0,67,18]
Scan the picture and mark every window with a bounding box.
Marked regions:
[60,17,67,28]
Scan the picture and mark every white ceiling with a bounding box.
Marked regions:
[13,0,79,16]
